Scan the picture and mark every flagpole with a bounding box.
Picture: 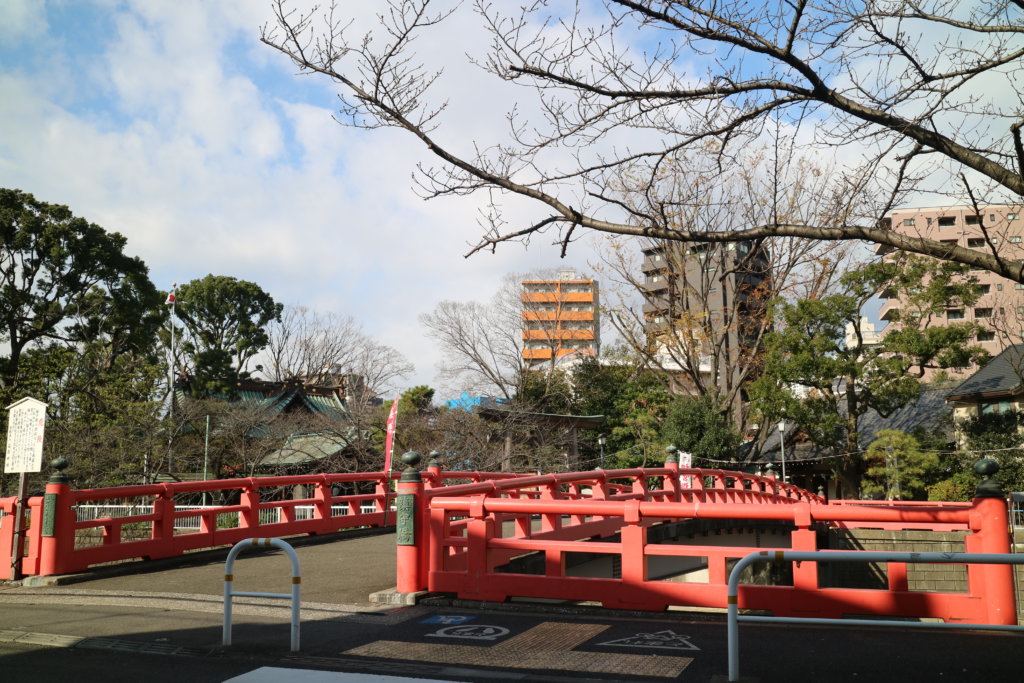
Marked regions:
[166,283,177,476]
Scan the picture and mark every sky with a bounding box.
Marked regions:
[0,0,609,398]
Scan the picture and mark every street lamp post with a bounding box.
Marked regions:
[778,420,787,483]
[597,435,606,468]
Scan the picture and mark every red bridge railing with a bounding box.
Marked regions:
[3,454,1015,627]
[394,456,1015,626]
[0,468,522,580]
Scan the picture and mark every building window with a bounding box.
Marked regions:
[903,218,915,226]
[1009,213,1019,220]
[977,330,996,342]
[997,284,1004,291]
[981,400,1011,414]
[938,216,957,226]
[1017,306,1024,315]
[1017,283,1024,290]
[967,237,985,248]
[966,215,980,225]
[1011,236,1022,243]
[975,307,993,318]
[939,238,958,246]
[946,309,964,320]
[976,284,991,295]
[990,214,996,222]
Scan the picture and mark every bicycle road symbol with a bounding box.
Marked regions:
[598,629,700,651]
[426,624,511,641]
[421,615,476,625]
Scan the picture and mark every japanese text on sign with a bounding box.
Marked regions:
[4,397,48,474]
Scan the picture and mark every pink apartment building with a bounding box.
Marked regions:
[878,204,1024,378]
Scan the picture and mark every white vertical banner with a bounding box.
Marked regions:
[679,451,693,488]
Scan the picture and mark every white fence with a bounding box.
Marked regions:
[74,503,381,531]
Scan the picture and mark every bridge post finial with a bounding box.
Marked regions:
[427,450,442,468]
[425,451,442,487]
[973,458,1003,498]
[48,456,70,485]
[400,451,422,483]
[664,445,678,465]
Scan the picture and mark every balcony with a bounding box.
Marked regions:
[522,329,596,341]
[522,347,597,360]
[522,310,594,321]
[522,292,595,303]
[879,302,900,321]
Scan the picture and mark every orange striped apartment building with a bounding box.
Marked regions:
[521,270,600,366]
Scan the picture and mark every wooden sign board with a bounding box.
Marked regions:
[4,396,48,474]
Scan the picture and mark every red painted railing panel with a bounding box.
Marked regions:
[3,462,1014,626]
[0,497,16,580]
[0,468,532,579]
[408,466,1015,625]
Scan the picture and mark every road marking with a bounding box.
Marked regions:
[598,629,700,651]
[426,624,509,641]
[345,621,693,678]
[420,615,476,625]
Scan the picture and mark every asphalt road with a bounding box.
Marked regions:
[1,529,1022,682]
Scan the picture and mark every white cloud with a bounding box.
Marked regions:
[0,1,617,395]
[0,0,47,43]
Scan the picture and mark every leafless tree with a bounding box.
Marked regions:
[596,144,861,436]
[421,295,524,400]
[420,269,591,403]
[263,305,413,396]
[262,0,1024,280]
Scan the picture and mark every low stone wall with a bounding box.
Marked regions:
[824,528,969,593]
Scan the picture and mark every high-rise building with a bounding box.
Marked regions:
[877,204,1024,378]
[521,270,600,365]
[640,240,771,399]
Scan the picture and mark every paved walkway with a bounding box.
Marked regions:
[47,528,400,606]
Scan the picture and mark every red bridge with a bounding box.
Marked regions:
[1,451,1015,626]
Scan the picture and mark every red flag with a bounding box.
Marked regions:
[165,293,175,304]
[383,396,399,473]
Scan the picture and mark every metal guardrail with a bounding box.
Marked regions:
[223,537,301,652]
[1011,492,1024,529]
[74,503,379,530]
[726,550,1024,682]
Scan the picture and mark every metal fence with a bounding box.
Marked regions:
[74,503,380,530]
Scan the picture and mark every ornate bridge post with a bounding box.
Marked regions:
[38,457,74,577]
[664,446,681,502]
[965,458,1015,625]
[395,451,425,593]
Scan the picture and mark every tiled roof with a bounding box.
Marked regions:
[258,431,354,467]
[752,383,956,463]
[945,344,1024,400]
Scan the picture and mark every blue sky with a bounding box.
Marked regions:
[0,0,597,396]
